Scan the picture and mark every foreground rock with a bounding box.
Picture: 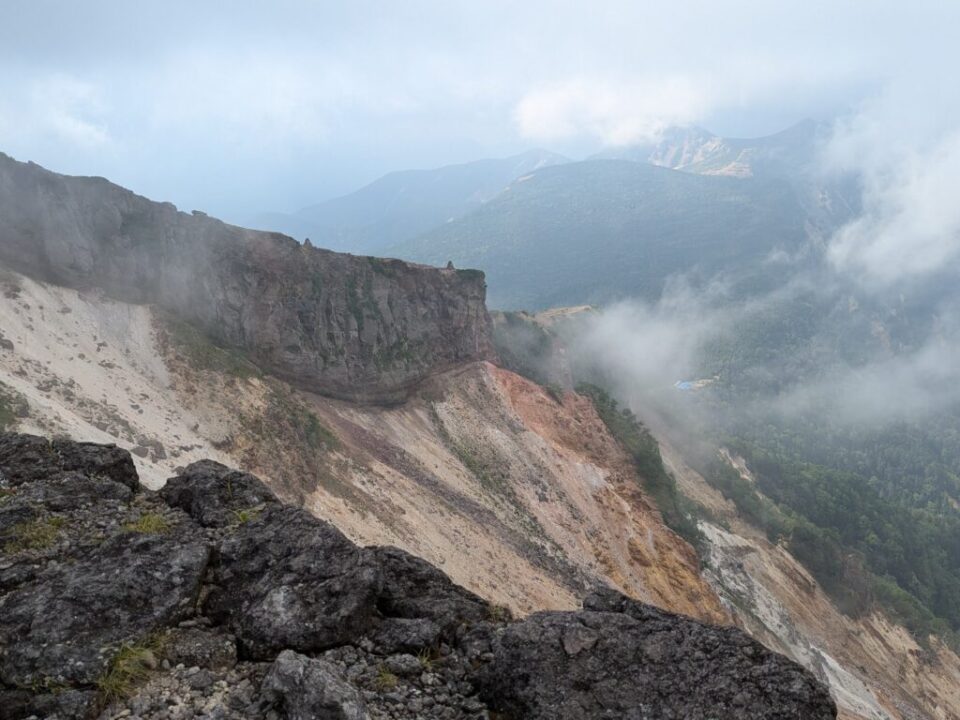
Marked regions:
[477,588,837,719]
[0,433,836,719]
[260,650,368,720]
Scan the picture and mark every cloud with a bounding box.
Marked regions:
[770,332,960,425]
[515,75,711,145]
[1,74,113,150]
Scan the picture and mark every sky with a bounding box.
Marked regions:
[0,0,957,225]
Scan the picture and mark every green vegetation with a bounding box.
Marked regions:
[417,648,437,670]
[374,665,398,691]
[578,383,703,551]
[0,382,28,430]
[454,268,484,281]
[4,516,67,553]
[97,635,166,702]
[373,338,417,371]
[161,316,260,379]
[367,256,398,277]
[122,513,171,535]
[232,506,262,524]
[486,603,512,623]
[713,441,960,644]
[545,383,564,404]
[303,409,339,451]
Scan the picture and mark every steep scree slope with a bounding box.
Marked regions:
[0,433,836,720]
[0,153,493,403]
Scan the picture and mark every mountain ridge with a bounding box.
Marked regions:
[0,152,494,404]
[250,149,570,253]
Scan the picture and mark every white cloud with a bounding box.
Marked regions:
[828,131,960,283]
[31,74,112,149]
[514,75,710,146]
[822,52,960,285]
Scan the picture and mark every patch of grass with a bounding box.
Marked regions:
[96,635,165,702]
[161,315,260,379]
[0,382,28,431]
[122,513,170,535]
[232,506,262,525]
[4,516,67,553]
[417,647,439,670]
[304,410,339,451]
[544,383,564,404]
[486,603,512,623]
[374,665,398,691]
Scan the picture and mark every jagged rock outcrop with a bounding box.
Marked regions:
[477,587,838,719]
[0,152,494,403]
[0,433,836,719]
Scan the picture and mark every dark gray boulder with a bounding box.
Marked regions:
[0,432,138,490]
[261,649,369,720]
[476,588,837,720]
[370,617,442,655]
[160,459,278,527]
[205,505,382,659]
[0,532,209,688]
[52,437,140,491]
[369,546,490,638]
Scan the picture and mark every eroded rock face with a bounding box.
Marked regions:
[476,587,838,720]
[0,153,495,403]
[0,433,837,720]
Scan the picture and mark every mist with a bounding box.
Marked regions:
[3,0,959,223]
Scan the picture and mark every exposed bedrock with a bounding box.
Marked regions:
[0,153,495,403]
[0,432,836,719]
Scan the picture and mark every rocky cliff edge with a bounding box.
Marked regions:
[0,153,494,404]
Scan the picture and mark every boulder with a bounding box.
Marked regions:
[370,617,442,655]
[370,546,489,637]
[204,505,382,659]
[475,588,837,720]
[160,459,278,528]
[0,432,138,490]
[261,649,369,720]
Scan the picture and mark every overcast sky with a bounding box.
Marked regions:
[0,1,955,223]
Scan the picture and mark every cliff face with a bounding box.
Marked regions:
[0,153,493,403]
